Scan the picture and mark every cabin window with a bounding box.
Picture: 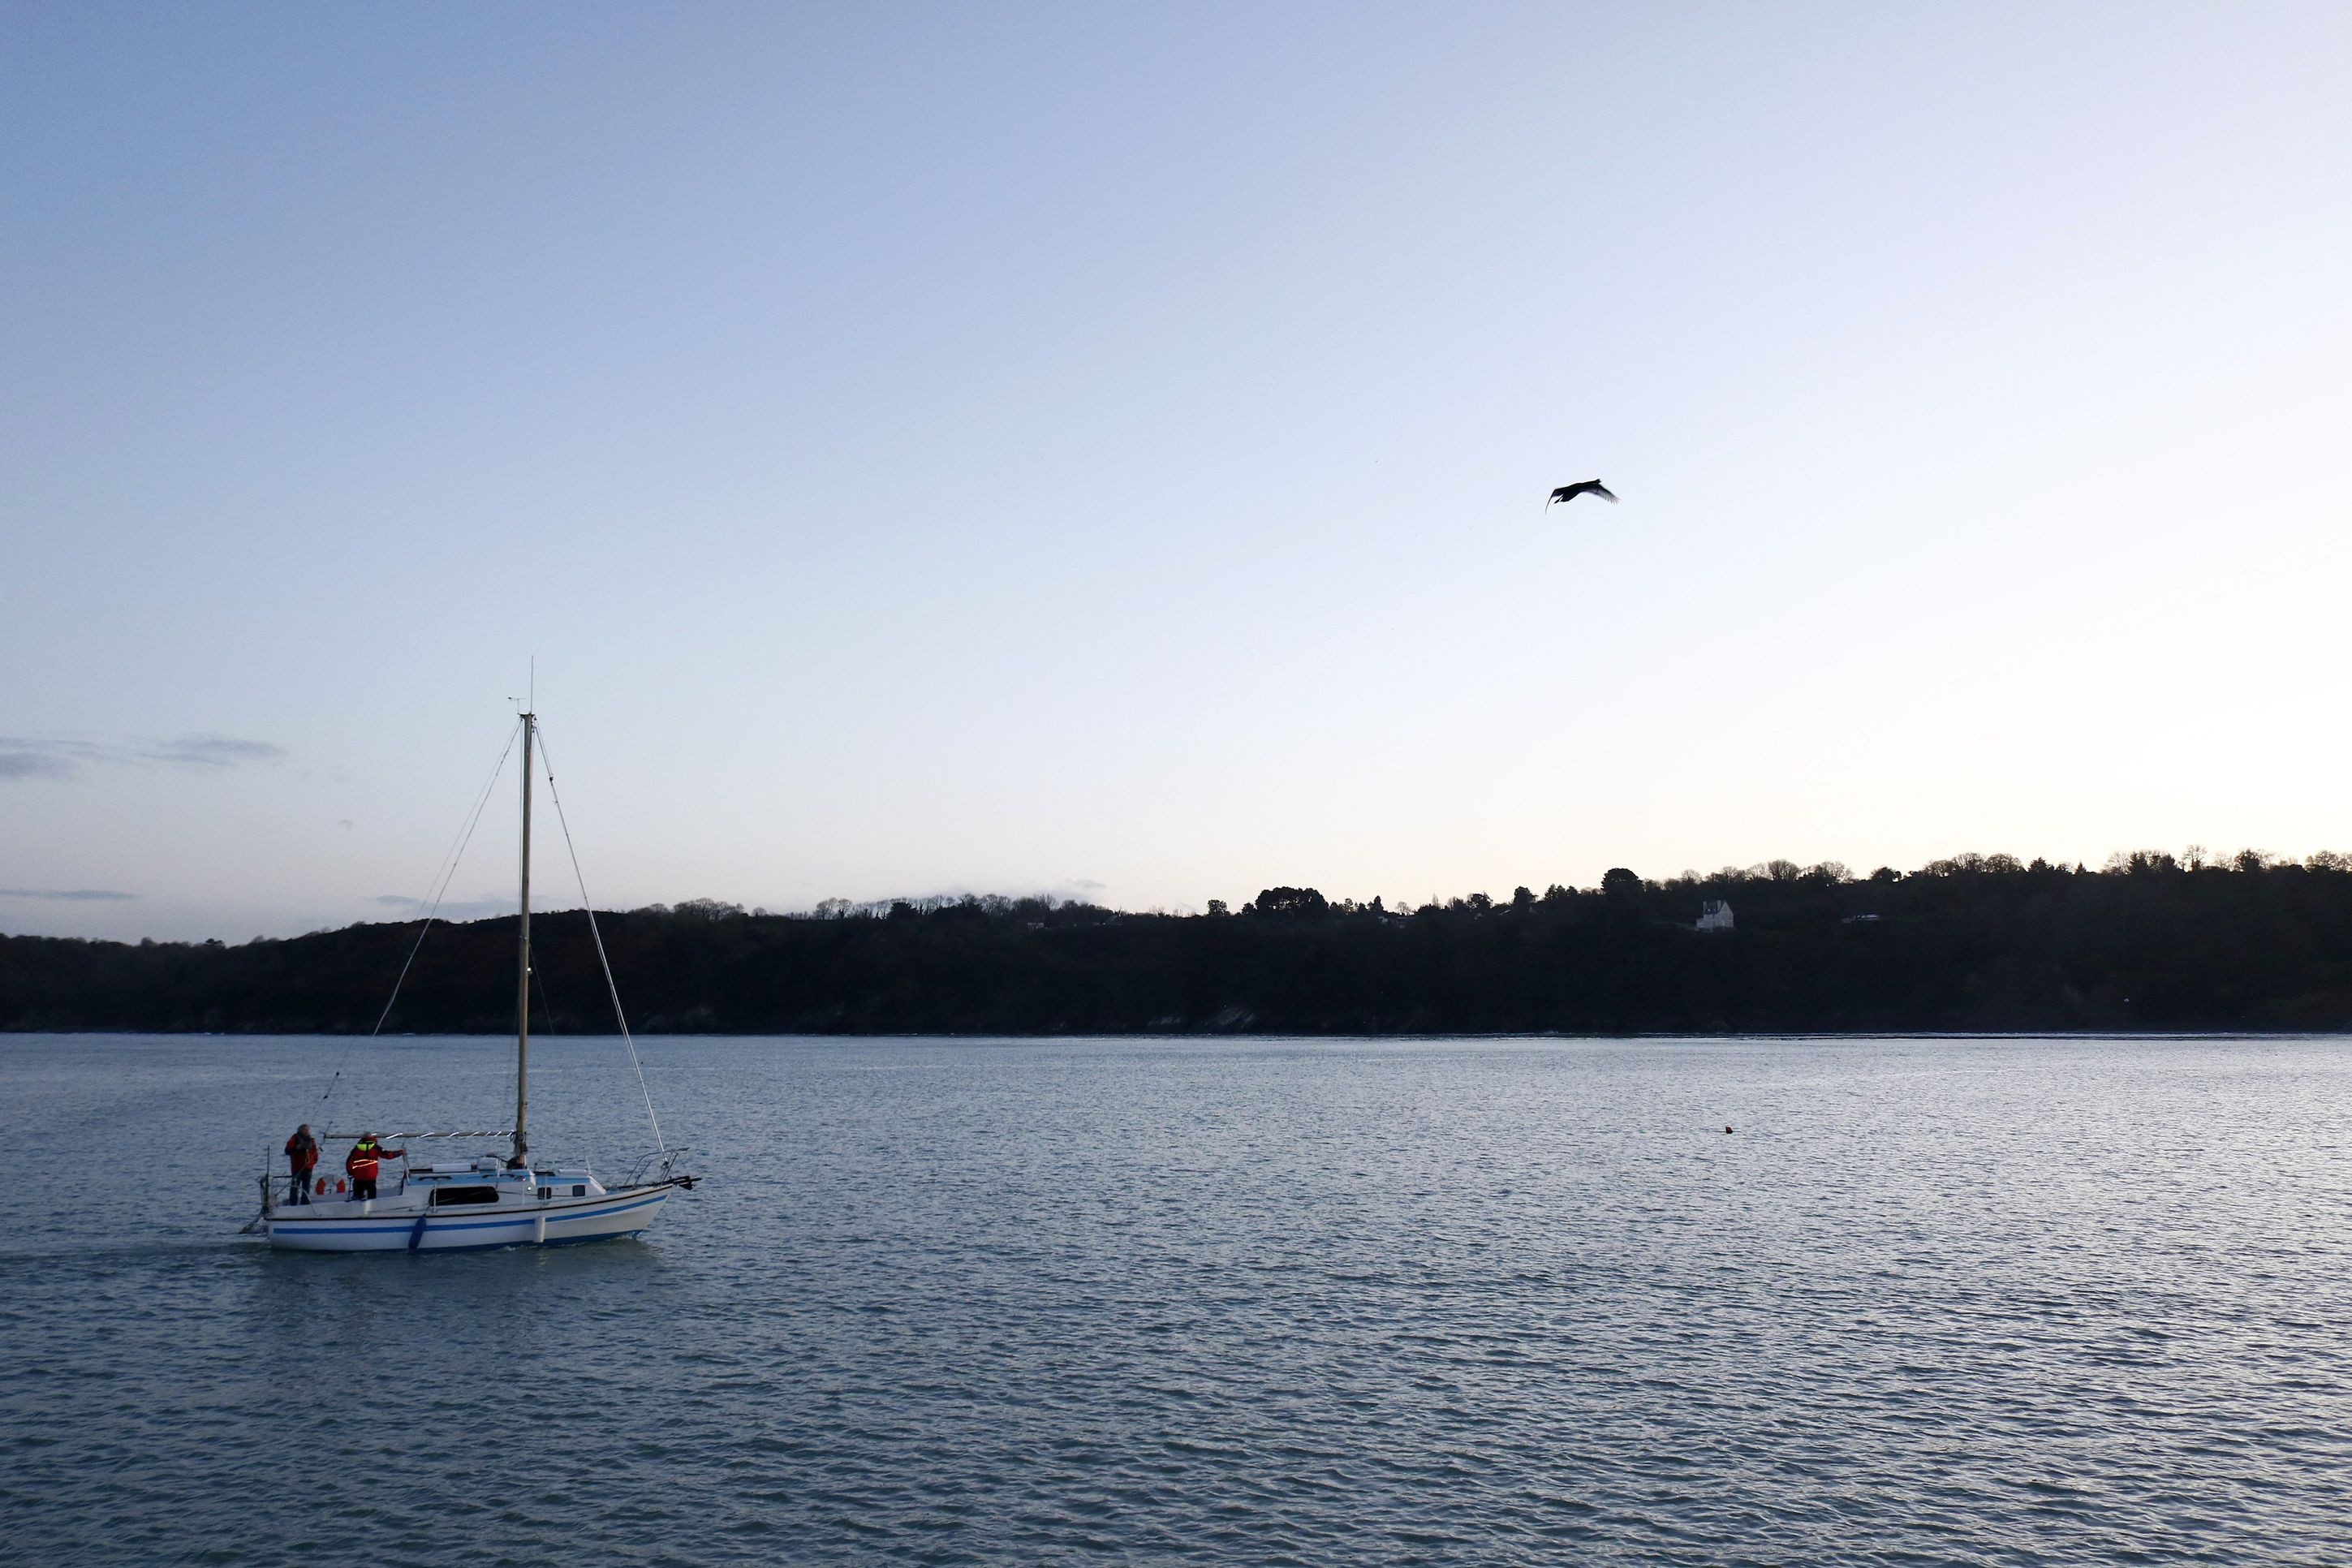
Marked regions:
[572,1185,586,1197]
[536,1187,551,1200]
[430,1185,501,1206]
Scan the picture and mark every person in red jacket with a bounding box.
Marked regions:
[344,1133,406,1202]
[283,1125,319,1204]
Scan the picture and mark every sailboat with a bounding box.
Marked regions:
[259,708,692,1251]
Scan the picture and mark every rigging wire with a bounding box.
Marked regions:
[533,724,666,1155]
[319,719,521,1109]
[532,964,562,1037]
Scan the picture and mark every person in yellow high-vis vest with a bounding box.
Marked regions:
[343,1134,406,1201]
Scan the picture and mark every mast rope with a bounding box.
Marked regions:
[320,719,519,1108]
[534,725,667,1155]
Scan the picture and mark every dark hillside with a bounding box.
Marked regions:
[6,853,2351,1035]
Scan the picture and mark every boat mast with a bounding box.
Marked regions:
[513,708,533,1169]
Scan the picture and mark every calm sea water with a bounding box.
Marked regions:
[2,1033,2349,1565]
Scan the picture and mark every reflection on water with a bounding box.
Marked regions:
[3,1032,2350,1564]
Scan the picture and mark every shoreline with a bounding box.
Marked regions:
[9,1027,2351,1042]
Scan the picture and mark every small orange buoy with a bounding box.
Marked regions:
[335,1178,347,1193]
[314,1178,326,1195]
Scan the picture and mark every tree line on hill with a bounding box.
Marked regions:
[5,847,2351,1035]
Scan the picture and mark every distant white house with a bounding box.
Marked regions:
[1696,899,1734,933]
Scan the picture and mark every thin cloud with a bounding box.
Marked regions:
[0,747,76,780]
[371,894,515,920]
[1,886,138,901]
[142,734,286,769]
[0,733,286,782]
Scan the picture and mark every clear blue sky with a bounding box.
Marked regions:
[6,2,2349,941]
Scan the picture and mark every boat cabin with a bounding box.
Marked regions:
[401,1156,607,1204]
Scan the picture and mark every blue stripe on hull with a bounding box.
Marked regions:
[371,1226,649,1253]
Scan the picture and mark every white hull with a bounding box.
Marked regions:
[264,1181,676,1252]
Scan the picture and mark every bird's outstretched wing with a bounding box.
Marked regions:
[1547,480,1618,507]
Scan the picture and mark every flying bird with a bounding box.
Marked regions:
[1547,480,1618,510]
